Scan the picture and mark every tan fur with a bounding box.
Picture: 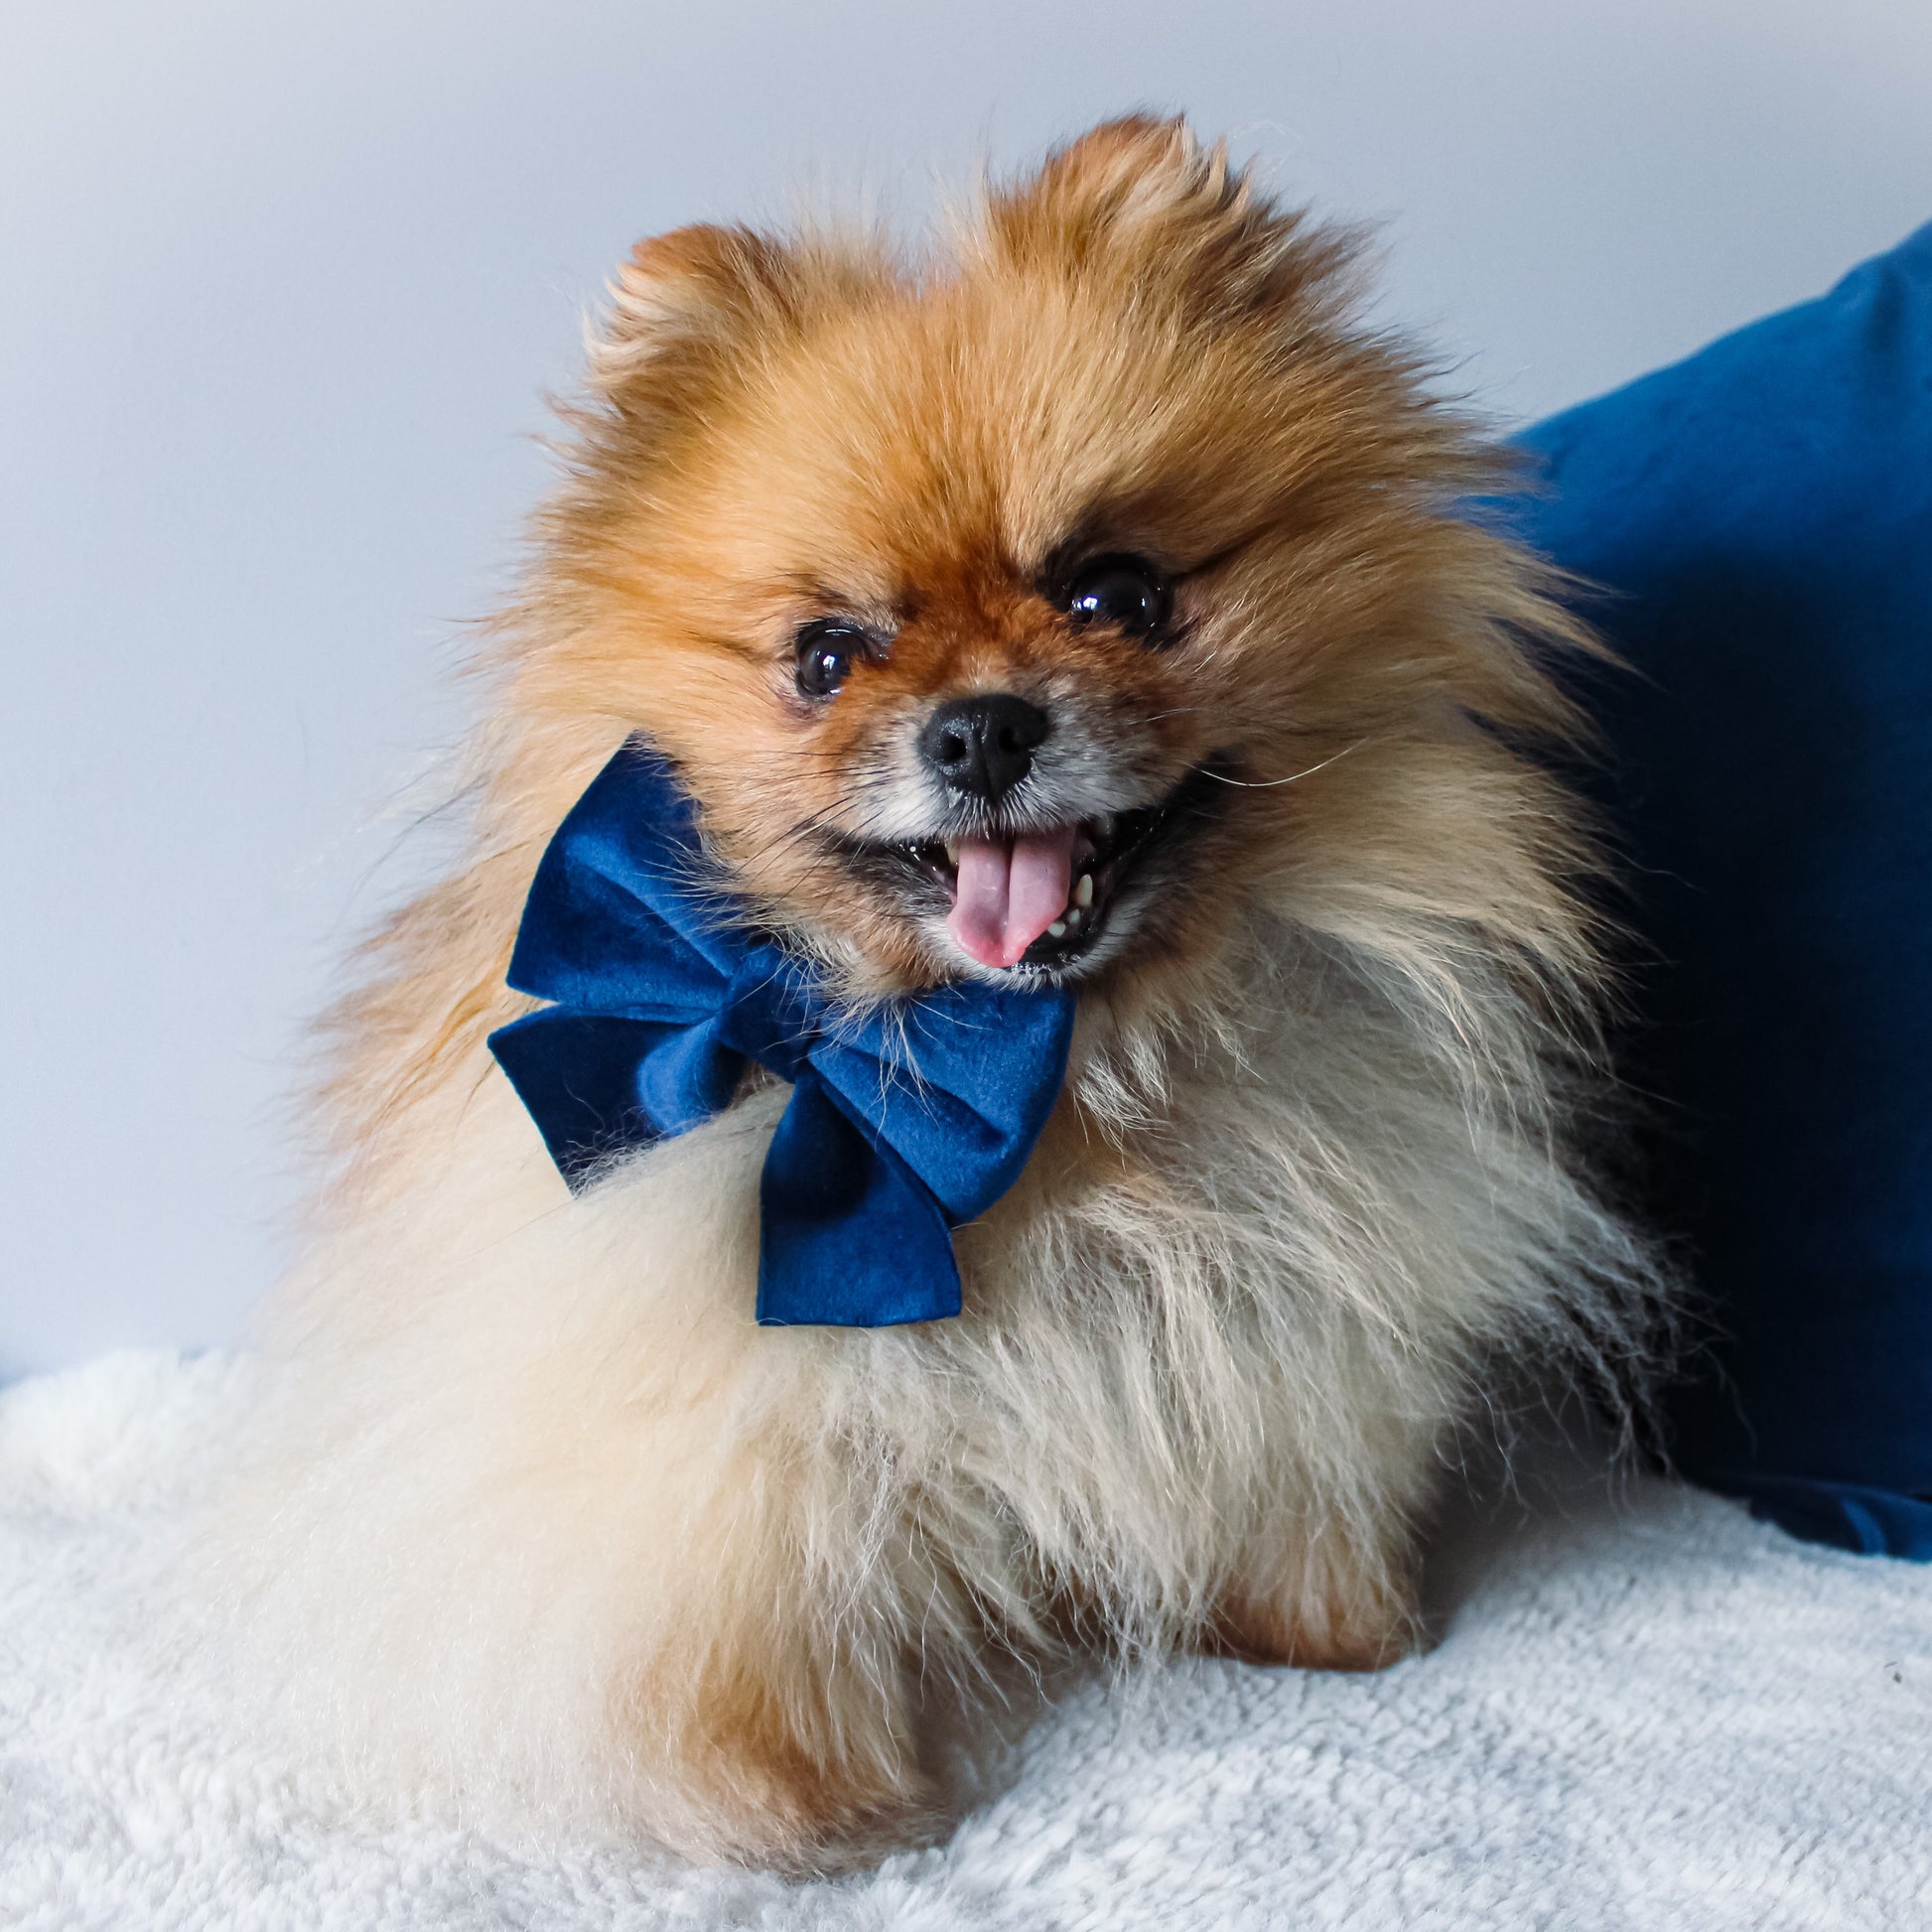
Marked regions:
[212,118,1666,1868]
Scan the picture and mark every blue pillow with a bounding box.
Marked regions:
[1507,222,1932,1558]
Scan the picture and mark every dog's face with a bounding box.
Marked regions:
[520,119,1569,1003]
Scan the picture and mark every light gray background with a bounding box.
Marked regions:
[5,0,1929,1374]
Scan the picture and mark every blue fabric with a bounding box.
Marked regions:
[487,739,1076,1326]
[1505,222,1932,1558]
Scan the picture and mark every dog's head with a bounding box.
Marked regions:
[514,117,1591,1009]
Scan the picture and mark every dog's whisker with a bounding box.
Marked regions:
[1198,739,1372,787]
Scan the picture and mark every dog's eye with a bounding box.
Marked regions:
[794,621,870,700]
[1061,554,1172,643]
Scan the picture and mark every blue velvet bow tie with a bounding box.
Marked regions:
[486,738,1077,1326]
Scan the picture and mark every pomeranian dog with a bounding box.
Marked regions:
[217,116,1663,1867]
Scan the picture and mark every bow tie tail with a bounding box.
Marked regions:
[755,1071,964,1327]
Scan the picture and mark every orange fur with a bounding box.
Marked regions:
[219,118,1667,1868]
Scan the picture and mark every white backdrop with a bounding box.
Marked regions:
[4,0,1929,1373]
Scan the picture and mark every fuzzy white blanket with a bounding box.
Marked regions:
[2,1351,1927,1931]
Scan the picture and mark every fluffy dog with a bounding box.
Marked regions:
[217,116,1664,1867]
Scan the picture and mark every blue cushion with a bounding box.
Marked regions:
[1506,222,1932,1558]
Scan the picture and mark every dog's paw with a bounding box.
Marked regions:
[638,1654,938,1870]
[694,1739,938,1871]
[1199,1547,1424,1673]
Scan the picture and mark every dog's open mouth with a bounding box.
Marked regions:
[876,762,1225,973]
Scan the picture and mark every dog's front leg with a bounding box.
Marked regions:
[626,1454,938,1868]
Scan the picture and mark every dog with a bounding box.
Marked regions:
[214,115,1665,1868]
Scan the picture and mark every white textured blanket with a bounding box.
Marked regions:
[1,1351,1927,1930]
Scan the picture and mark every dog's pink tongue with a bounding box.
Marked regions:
[948,827,1077,968]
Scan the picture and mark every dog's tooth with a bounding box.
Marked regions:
[1064,906,1082,929]
[1074,873,1093,908]
[1046,919,1067,939]
[944,838,961,867]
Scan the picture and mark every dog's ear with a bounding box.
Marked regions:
[590,222,888,425]
[589,223,803,411]
[985,115,1352,322]
[990,116,1221,255]
[587,221,861,427]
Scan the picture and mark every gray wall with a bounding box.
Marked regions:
[5,0,1930,1372]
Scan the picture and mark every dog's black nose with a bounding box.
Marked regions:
[919,694,1051,803]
